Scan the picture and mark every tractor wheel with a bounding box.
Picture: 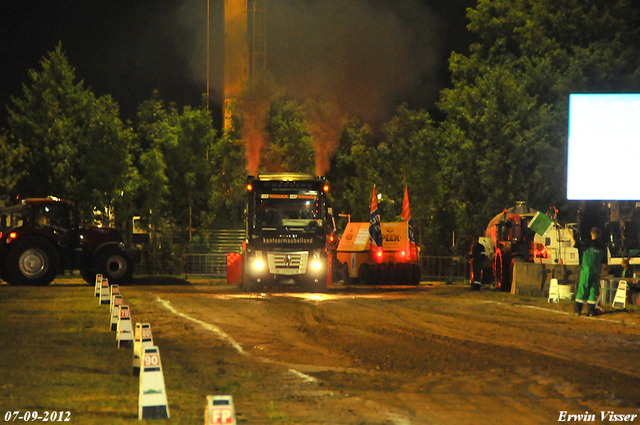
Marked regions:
[341,263,353,285]
[80,265,96,285]
[370,264,382,285]
[95,246,134,285]
[7,236,59,286]
[494,248,512,292]
[386,263,397,285]
[358,263,371,285]
[379,263,389,285]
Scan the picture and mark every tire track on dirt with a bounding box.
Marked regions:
[155,296,413,425]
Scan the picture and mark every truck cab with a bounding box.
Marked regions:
[243,174,334,292]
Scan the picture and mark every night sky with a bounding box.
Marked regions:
[0,0,476,129]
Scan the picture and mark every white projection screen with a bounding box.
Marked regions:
[567,94,640,200]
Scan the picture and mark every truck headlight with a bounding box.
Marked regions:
[253,259,265,270]
[310,251,323,271]
[311,259,322,270]
[253,251,265,271]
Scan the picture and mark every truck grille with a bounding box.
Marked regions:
[267,252,308,275]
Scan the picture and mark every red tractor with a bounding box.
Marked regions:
[0,197,140,286]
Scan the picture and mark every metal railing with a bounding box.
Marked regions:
[181,253,229,279]
[179,253,470,283]
[180,230,244,278]
[420,256,469,283]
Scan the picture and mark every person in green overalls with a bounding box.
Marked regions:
[575,227,607,317]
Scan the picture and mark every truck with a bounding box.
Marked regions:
[336,221,421,286]
[0,197,139,286]
[241,173,336,292]
[479,201,579,292]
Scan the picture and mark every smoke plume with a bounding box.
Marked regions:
[175,0,443,173]
[303,100,344,176]
[268,0,442,125]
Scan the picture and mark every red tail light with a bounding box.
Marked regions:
[373,247,384,263]
[534,243,548,258]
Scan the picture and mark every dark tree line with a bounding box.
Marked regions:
[1,1,639,257]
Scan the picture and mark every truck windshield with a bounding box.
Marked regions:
[256,194,321,228]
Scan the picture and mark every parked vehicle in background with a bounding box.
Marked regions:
[0,197,140,286]
[336,221,421,285]
[480,201,579,292]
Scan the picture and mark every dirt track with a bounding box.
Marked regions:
[132,282,640,424]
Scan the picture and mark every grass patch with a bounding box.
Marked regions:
[0,284,266,424]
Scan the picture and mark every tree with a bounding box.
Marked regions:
[0,131,26,198]
[262,100,315,174]
[436,0,640,250]
[6,43,134,221]
[207,134,247,229]
[132,93,173,235]
[163,101,217,238]
[379,105,448,254]
[326,118,378,228]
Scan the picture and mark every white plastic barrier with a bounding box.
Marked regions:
[205,395,236,425]
[94,274,103,297]
[116,305,133,348]
[613,280,628,309]
[110,284,120,306]
[133,323,154,376]
[99,278,110,305]
[138,346,170,420]
[110,295,123,331]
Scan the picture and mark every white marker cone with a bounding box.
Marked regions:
[110,284,120,306]
[116,305,134,348]
[138,346,170,420]
[99,278,110,305]
[548,278,559,303]
[110,295,124,331]
[613,280,628,309]
[94,274,103,297]
[133,323,154,376]
[205,395,236,425]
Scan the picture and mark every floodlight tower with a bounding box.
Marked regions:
[223,0,267,130]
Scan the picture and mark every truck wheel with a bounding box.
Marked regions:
[95,246,134,285]
[379,263,390,284]
[395,263,408,285]
[341,263,353,285]
[7,237,59,286]
[385,263,396,284]
[358,263,371,285]
[411,264,422,285]
[302,275,327,293]
[242,278,262,292]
